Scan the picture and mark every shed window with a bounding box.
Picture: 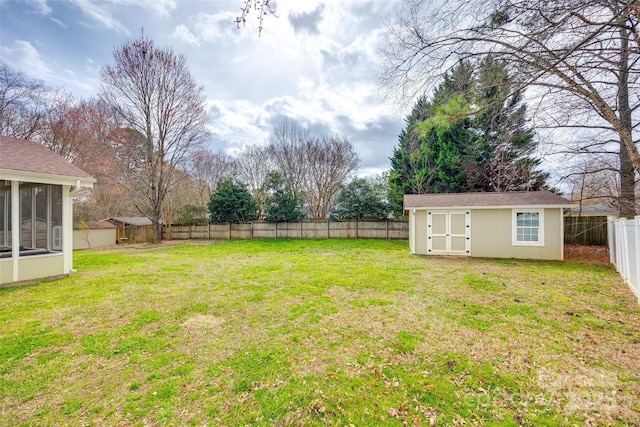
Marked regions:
[512,209,544,246]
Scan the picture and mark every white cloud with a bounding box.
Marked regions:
[193,11,244,43]
[170,24,200,46]
[0,40,52,77]
[116,0,177,17]
[70,0,129,34]
[0,0,404,174]
[25,0,51,15]
[49,17,67,28]
[206,98,270,149]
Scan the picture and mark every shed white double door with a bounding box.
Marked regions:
[427,210,470,255]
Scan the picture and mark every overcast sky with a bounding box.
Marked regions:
[0,0,407,177]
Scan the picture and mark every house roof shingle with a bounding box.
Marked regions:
[404,191,574,210]
[0,135,94,180]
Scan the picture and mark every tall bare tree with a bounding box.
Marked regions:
[564,157,621,214]
[233,144,275,219]
[189,147,234,207]
[100,32,210,240]
[302,135,360,218]
[267,121,359,218]
[267,120,311,196]
[381,0,640,217]
[0,60,52,140]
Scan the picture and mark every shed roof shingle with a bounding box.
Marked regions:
[404,191,574,210]
[0,135,93,180]
[104,217,153,226]
[569,204,619,215]
[76,221,118,230]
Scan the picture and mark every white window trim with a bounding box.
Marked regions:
[512,209,544,247]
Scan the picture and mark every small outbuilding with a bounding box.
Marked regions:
[0,136,95,285]
[567,203,619,218]
[404,191,574,260]
[103,217,153,227]
[73,221,117,250]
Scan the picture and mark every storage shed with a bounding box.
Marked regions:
[404,191,574,260]
[73,221,117,250]
[0,136,95,285]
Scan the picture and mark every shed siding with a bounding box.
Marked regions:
[410,207,563,260]
[413,210,429,255]
[470,208,562,260]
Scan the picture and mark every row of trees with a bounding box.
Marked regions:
[382,0,639,218]
[236,0,639,218]
[1,32,210,241]
[1,35,382,231]
[206,175,390,224]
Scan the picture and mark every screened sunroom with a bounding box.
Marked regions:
[0,136,95,285]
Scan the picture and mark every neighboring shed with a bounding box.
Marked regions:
[73,221,117,250]
[404,191,574,260]
[567,203,619,217]
[564,204,618,245]
[104,216,153,227]
[102,217,153,243]
[0,136,95,285]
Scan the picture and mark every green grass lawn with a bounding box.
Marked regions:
[1,239,639,426]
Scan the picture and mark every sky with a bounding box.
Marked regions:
[0,0,407,177]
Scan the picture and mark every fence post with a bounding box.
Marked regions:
[327,220,330,239]
[621,219,629,281]
[608,217,615,264]
[636,216,640,302]
[386,219,389,240]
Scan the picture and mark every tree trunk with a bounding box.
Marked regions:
[618,24,637,218]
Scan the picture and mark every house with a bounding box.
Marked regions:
[73,221,117,250]
[0,136,95,285]
[404,191,574,260]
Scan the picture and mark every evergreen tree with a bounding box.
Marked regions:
[388,58,548,216]
[262,171,306,222]
[331,177,389,220]
[176,204,209,225]
[389,62,475,215]
[208,179,258,223]
[470,57,549,192]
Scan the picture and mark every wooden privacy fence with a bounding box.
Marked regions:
[163,220,409,241]
[564,216,609,245]
[608,216,639,304]
[116,225,153,244]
